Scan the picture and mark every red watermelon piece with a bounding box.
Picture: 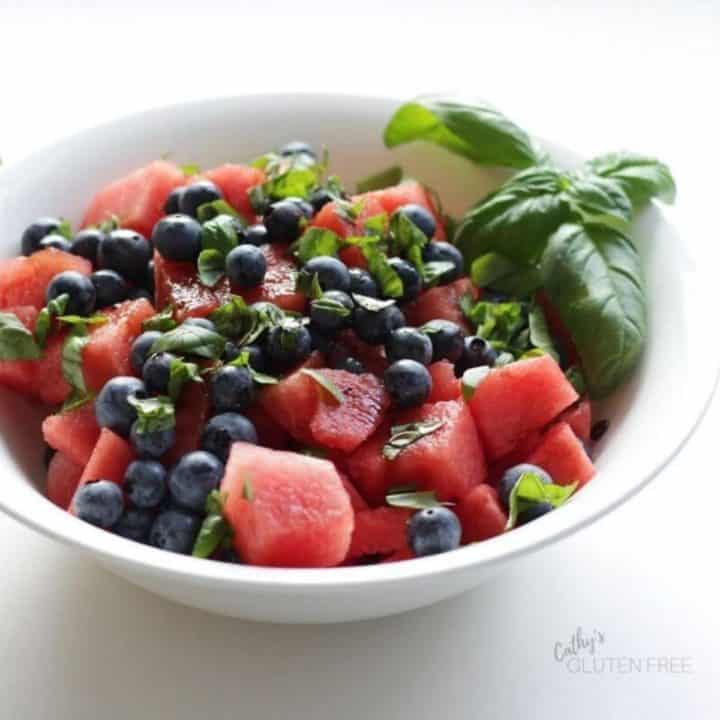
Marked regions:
[221,443,354,567]
[382,548,416,563]
[46,452,84,510]
[468,355,578,460]
[0,306,39,396]
[338,245,368,269]
[346,507,412,560]
[338,472,369,512]
[526,422,596,488]
[83,298,156,391]
[455,484,507,544]
[345,422,392,507]
[427,360,461,402]
[203,164,264,223]
[42,402,100,467]
[82,160,186,238]
[163,380,211,465]
[244,405,291,451]
[557,398,592,442]
[391,400,487,502]
[334,330,388,376]
[486,429,544,485]
[404,277,480,332]
[0,249,92,310]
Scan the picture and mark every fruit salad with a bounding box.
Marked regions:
[0,97,675,568]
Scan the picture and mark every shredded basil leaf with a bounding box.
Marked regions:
[505,472,577,530]
[151,325,226,360]
[127,395,175,434]
[300,368,345,404]
[0,312,41,361]
[383,420,445,461]
[142,306,177,333]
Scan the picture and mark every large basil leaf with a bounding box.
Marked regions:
[469,252,542,296]
[540,223,646,398]
[585,151,676,208]
[383,97,540,170]
[567,174,633,232]
[0,312,41,361]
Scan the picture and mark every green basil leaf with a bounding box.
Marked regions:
[296,270,324,299]
[236,302,288,346]
[206,490,227,516]
[293,227,342,264]
[362,213,389,235]
[505,472,578,530]
[565,366,586,395]
[462,300,526,350]
[127,395,175,434]
[197,249,226,287]
[142,306,177,332]
[363,246,404,299]
[96,214,120,234]
[310,295,352,318]
[527,302,559,361]
[300,368,345,404]
[386,490,448,510]
[389,210,428,272]
[168,357,202,401]
[209,295,253,338]
[356,165,403,194]
[243,475,254,502]
[197,200,241,222]
[192,514,231,558]
[422,260,456,286]
[55,218,73,240]
[567,174,632,232]
[461,365,491,400]
[57,313,108,327]
[180,163,201,177]
[228,350,279,385]
[470,253,542,296]
[384,97,540,170]
[383,420,445,461]
[352,294,396,312]
[34,293,69,348]
[0,312,41,360]
[540,222,646,398]
[61,325,93,412]
[151,324,226,360]
[585,151,676,208]
[200,214,238,255]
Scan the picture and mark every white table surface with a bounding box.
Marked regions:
[1,2,719,718]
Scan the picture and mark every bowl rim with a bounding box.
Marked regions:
[0,92,717,590]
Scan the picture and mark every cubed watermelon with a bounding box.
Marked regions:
[0,249,92,310]
[244,405,291,451]
[557,398,592,443]
[468,355,578,460]
[42,402,100,467]
[82,160,186,238]
[0,306,39,396]
[403,277,480,332]
[526,422,596,488]
[345,507,412,561]
[203,164,265,223]
[391,400,487,501]
[221,443,354,567]
[163,380,211,465]
[345,422,392,507]
[338,472,369,512]
[83,298,156,391]
[486,429,544,485]
[334,330,388,376]
[455,484,507,544]
[427,360,461,402]
[46,452,84,510]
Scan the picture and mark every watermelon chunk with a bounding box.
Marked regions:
[427,360,461,402]
[163,380,211,465]
[526,422,596,488]
[42,402,100,467]
[391,400,487,501]
[345,422,392,507]
[455,484,507,543]
[404,277,479,332]
[83,299,156,391]
[346,507,412,561]
[557,398,592,442]
[0,249,92,310]
[244,405,291,451]
[334,330,388,376]
[203,164,264,223]
[486,429,544,485]
[82,160,186,238]
[46,452,84,510]
[221,443,354,567]
[468,355,578,460]
[338,472,369,512]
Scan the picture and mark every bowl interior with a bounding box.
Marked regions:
[0,94,715,589]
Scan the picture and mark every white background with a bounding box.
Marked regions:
[1,1,719,718]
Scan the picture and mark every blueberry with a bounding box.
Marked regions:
[168,451,224,512]
[300,256,351,293]
[334,355,365,374]
[91,269,128,308]
[243,224,269,246]
[130,420,176,459]
[74,480,124,529]
[95,376,146,437]
[264,322,312,372]
[39,234,72,252]
[142,352,174,395]
[385,327,433,365]
[151,214,203,262]
[284,196,314,220]
[309,188,335,213]
[349,268,378,297]
[70,228,104,263]
[149,509,200,554]
[131,331,163,374]
[98,229,152,282]
[455,335,498,376]
[395,203,436,239]
[226,245,267,288]
[517,501,554,526]
[145,260,155,293]
[21,217,63,255]
[164,186,185,215]
[124,459,167,508]
[384,359,432,408]
[422,241,464,282]
[421,319,465,362]
[129,288,153,302]
[46,271,96,316]
[498,464,552,511]
[210,365,255,413]
[483,289,512,303]
[310,290,353,334]
[113,507,154,543]
[309,324,336,353]
[243,343,266,371]
[354,303,406,345]
[264,200,306,244]
[407,507,462,556]
[224,341,241,362]
[387,257,421,303]
[279,141,316,159]
[201,412,258,462]
[183,317,216,332]
[179,180,223,217]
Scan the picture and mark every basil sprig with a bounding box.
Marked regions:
[300,368,345,404]
[197,214,240,287]
[228,350,279,385]
[168,357,202,401]
[150,324,226,360]
[192,490,234,559]
[127,395,175,434]
[505,472,577,530]
[143,305,177,332]
[383,420,445,461]
[61,325,94,412]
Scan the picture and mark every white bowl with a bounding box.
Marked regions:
[0,94,716,623]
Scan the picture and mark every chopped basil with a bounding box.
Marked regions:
[300,368,345,404]
[55,218,73,240]
[505,471,577,530]
[527,302,559,362]
[242,475,254,502]
[356,165,403,194]
[151,324,226,360]
[61,325,93,412]
[192,490,233,559]
[96,214,120,234]
[0,312,41,361]
[310,295,352,318]
[252,151,322,201]
[293,227,342,264]
[127,395,175,434]
[197,249,226,287]
[389,210,428,271]
[142,306,178,332]
[180,163,201,177]
[228,350,279,385]
[461,365,491,400]
[385,489,448,510]
[57,313,108,327]
[197,200,241,223]
[34,293,69,348]
[363,213,389,235]
[168,357,202,401]
[209,295,253,338]
[364,244,404,299]
[197,214,240,287]
[383,420,445,461]
[351,294,396,313]
[422,260,456,286]
[296,270,324,299]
